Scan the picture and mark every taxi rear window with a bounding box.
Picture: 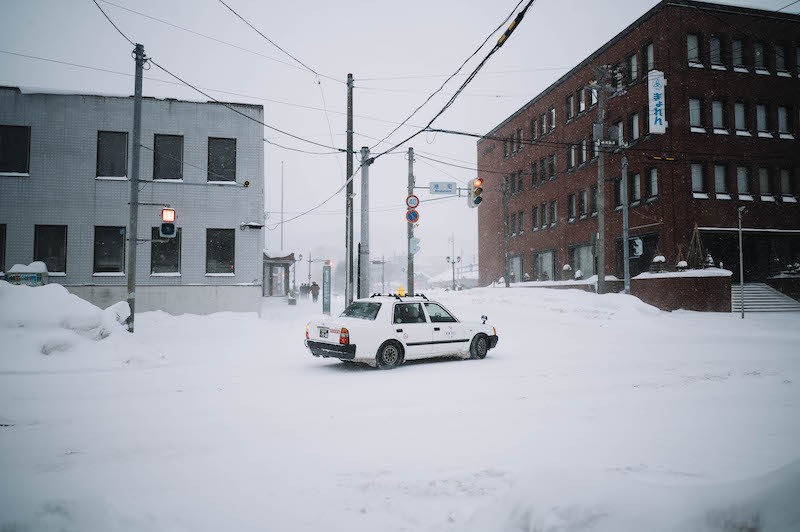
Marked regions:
[340,302,381,320]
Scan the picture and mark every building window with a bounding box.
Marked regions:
[34,225,67,273]
[568,194,576,222]
[712,101,727,130]
[578,89,586,113]
[631,173,641,204]
[151,227,181,274]
[93,226,126,274]
[0,125,31,174]
[732,39,744,68]
[644,42,654,73]
[613,120,624,145]
[568,145,576,169]
[590,185,598,214]
[518,211,524,234]
[614,177,623,207]
[206,228,235,274]
[687,33,701,64]
[715,164,729,196]
[153,134,183,180]
[734,102,747,132]
[689,98,703,129]
[691,163,707,196]
[566,95,574,121]
[532,205,538,230]
[754,42,766,70]
[778,106,791,135]
[579,139,587,165]
[572,245,595,277]
[540,202,548,228]
[548,154,556,179]
[781,169,795,199]
[531,162,538,188]
[549,200,557,227]
[510,213,517,236]
[737,166,751,197]
[539,159,546,184]
[96,131,128,178]
[630,113,639,141]
[775,45,787,72]
[710,36,722,66]
[208,137,236,182]
[759,167,773,198]
[503,139,509,159]
[590,86,598,106]
[591,138,598,159]
[549,107,556,130]
[0,224,5,273]
[756,104,768,132]
[534,251,555,281]
[531,119,538,140]
[516,128,523,152]
[628,53,638,81]
[540,113,547,136]
[517,170,524,193]
[579,189,588,218]
[647,168,658,200]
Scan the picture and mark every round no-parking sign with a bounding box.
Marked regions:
[406,209,420,224]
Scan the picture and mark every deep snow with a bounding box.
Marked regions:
[1,282,799,531]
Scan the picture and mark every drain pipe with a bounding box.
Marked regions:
[738,206,745,319]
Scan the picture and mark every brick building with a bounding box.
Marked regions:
[477,0,799,286]
[0,87,266,313]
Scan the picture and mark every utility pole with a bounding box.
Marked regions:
[622,154,630,294]
[359,146,371,298]
[345,73,354,306]
[280,161,284,249]
[593,66,611,295]
[407,147,415,295]
[125,43,145,333]
[502,180,510,288]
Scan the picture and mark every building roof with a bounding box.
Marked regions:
[0,85,263,111]
[479,0,800,144]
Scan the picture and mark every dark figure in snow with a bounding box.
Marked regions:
[310,282,320,303]
[299,283,308,300]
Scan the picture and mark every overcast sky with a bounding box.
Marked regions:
[1,0,795,278]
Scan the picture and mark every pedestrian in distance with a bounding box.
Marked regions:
[310,281,320,303]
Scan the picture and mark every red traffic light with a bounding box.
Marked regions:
[474,178,484,188]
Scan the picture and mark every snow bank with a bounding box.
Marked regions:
[634,267,733,280]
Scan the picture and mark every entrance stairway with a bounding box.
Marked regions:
[731,283,800,313]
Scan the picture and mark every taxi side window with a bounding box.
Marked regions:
[394,303,427,324]
[424,303,457,323]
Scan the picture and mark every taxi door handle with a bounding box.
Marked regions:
[396,328,403,333]
[434,327,441,331]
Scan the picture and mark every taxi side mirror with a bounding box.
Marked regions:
[481,315,488,324]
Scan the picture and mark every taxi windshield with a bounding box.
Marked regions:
[340,302,381,320]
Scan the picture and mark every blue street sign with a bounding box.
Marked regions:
[406,209,420,224]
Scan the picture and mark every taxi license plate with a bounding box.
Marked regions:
[319,327,329,339]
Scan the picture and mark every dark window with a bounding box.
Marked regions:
[631,173,641,203]
[208,137,236,182]
[510,213,517,235]
[737,166,751,195]
[780,169,794,198]
[548,154,556,179]
[590,185,598,214]
[732,39,744,67]
[206,228,235,273]
[93,226,126,273]
[540,202,548,228]
[566,95,574,120]
[34,225,67,273]
[710,37,722,65]
[518,210,524,234]
[531,119,538,140]
[692,163,706,193]
[153,134,183,180]
[687,33,700,64]
[509,174,516,195]
[539,159,546,184]
[628,53,638,82]
[579,189,588,217]
[614,178,623,207]
[759,167,773,196]
[517,171,524,193]
[97,131,128,177]
[424,302,457,323]
[0,125,31,174]
[340,301,381,320]
[549,200,557,226]
[531,162,538,188]
[567,194,576,221]
[0,224,6,273]
[712,101,727,129]
[647,168,658,199]
[532,205,538,230]
[549,107,556,130]
[754,42,765,69]
[644,42,654,73]
[393,302,426,324]
[151,227,181,274]
[775,45,786,71]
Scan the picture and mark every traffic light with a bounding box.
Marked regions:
[468,178,484,208]
[160,208,176,239]
[409,237,421,255]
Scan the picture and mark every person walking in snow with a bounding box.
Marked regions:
[310,282,320,303]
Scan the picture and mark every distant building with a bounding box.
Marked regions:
[0,86,265,314]
[477,0,799,286]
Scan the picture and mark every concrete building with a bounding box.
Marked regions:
[477,0,799,286]
[0,86,265,314]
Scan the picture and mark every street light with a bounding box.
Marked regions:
[738,206,746,319]
[446,255,461,291]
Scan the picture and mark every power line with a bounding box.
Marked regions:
[355,66,570,82]
[369,0,527,151]
[91,0,134,45]
[217,0,341,84]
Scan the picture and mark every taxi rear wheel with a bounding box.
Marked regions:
[376,341,404,370]
[469,334,489,360]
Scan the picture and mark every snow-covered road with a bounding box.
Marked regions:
[1,284,799,531]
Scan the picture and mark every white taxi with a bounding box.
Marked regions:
[304,294,499,369]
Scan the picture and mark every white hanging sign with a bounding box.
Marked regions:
[648,70,668,134]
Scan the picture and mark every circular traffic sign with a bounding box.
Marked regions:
[406,194,420,208]
[405,209,420,224]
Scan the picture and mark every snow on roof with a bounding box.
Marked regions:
[7,261,48,274]
[633,268,733,280]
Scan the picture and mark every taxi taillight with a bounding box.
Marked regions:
[339,327,350,345]
[305,322,310,339]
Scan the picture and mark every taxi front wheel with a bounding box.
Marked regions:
[469,334,488,360]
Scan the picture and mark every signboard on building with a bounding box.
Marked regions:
[429,182,456,195]
[648,70,667,134]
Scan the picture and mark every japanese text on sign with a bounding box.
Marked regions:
[648,70,667,134]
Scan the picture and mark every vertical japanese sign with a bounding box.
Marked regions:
[322,263,331,315]
[648,70,667,134]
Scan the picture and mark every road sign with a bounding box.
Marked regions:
[429,182,457,195]
[405,209,420,224]
[410,237,421,254]
[322,263,331,315]
[405,194,420,208]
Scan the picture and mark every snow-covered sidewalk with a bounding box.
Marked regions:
[1,283,798,531]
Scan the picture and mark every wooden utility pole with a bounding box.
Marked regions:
[125,43,145,332]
